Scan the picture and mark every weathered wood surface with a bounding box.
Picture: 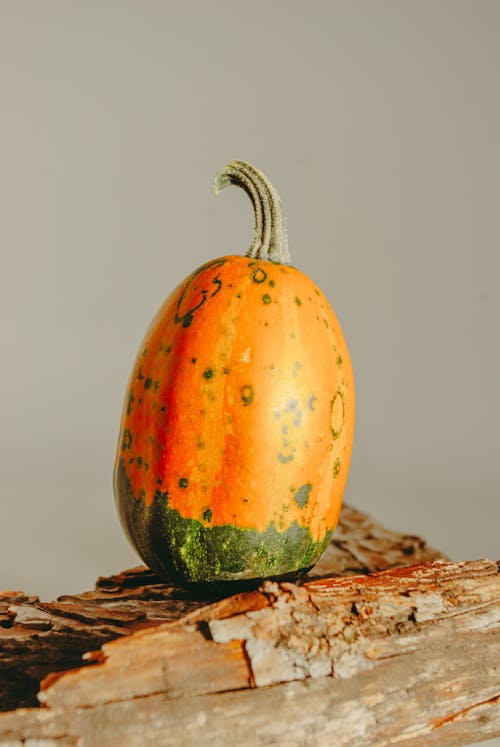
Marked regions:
[1,506,498,746]
[0,503,442,712]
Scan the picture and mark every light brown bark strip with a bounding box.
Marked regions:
[0,622,498,746]
[1,508,496,746]
[0,503,442,712]
[36,559,499,714]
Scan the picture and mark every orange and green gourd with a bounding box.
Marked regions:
[113,160,355,587]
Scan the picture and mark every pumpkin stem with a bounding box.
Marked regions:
[214,160,291,265]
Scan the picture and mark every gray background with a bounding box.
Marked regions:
[0,0,498,613]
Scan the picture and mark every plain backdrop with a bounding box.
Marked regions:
[1,4,499,741]
[0,0,498,636]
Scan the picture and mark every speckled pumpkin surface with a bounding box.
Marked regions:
[114,161,355,586]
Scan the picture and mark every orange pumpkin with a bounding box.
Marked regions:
[114,160,355,587]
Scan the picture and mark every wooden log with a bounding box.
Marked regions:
[0,503,442,712]
[1,505,498,746]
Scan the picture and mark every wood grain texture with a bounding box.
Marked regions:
[1,505,498,746]
[0,502,441,712]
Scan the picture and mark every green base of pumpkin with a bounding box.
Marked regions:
[114,459,332,586]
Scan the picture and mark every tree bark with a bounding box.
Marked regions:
[0,504,498,746]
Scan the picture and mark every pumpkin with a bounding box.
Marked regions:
[113,160,355,588]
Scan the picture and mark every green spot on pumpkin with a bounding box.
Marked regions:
[144,378,152,389]
[203,368,214,380]
[336,354,343,367]
[252,268,267,284]
[262,294,272,304]
[241,384,254,405]
[202,508,213,523]
[331,389,345,440]
[295,297,302,306]
[268,279,275,287]
[121,429,133,450]
[294,483,312,508]
[179,477,188,488]
[333,458,341,478]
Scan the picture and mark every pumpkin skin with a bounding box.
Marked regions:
[114,163,355,587]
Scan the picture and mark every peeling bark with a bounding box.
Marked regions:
[0,505,498,746]
[0,503,441,712]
